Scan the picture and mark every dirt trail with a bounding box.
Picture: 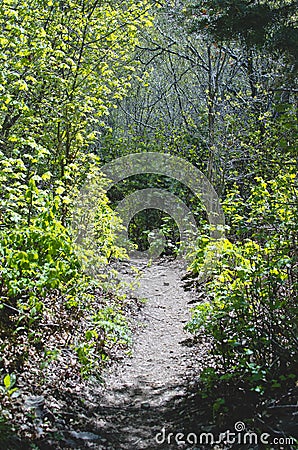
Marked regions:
[91,258,204,450]
[57,258,296,450]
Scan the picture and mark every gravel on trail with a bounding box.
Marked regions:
[89,258,206,450]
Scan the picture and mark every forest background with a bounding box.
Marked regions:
[0,0,297,446]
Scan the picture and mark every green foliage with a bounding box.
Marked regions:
[1,373,18,397]
[98,129,208,256]
[76,306,131,376]
[224,172,298,242]
[186,174,298,394]
[0,0,296,441]
[71,165,128,274]
[0,213,80,308]
[0,0,152,175]
[185,0,298,66]
[0,0,153,383]
[221,104,298,194]
[0,373,17,447]
[0,161,130,376]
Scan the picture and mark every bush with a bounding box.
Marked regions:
[0,152,129,377]
[186,174,297,394]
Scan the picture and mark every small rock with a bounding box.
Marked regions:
[141,402,150,410]
[69,430,101,441]
[24,396,45,418]
[24,396,45,409]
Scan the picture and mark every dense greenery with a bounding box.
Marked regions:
[0,0,151,358]
[187,173,297,395]
[186,0,298,66]
[0,0,152,441]
[101,0,297,427]
[0,0,297,445]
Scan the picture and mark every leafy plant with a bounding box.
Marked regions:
[76,306,131,376]
[0,373,18,397]
[186,175,298,396]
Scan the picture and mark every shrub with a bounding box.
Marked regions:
[186,174,297,394]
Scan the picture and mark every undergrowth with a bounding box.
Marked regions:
[186,173,298,434]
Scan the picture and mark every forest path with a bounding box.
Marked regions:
[89,258,205,450]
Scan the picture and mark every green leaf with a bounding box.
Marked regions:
[3,373,16,390]
[3,374,11,389]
